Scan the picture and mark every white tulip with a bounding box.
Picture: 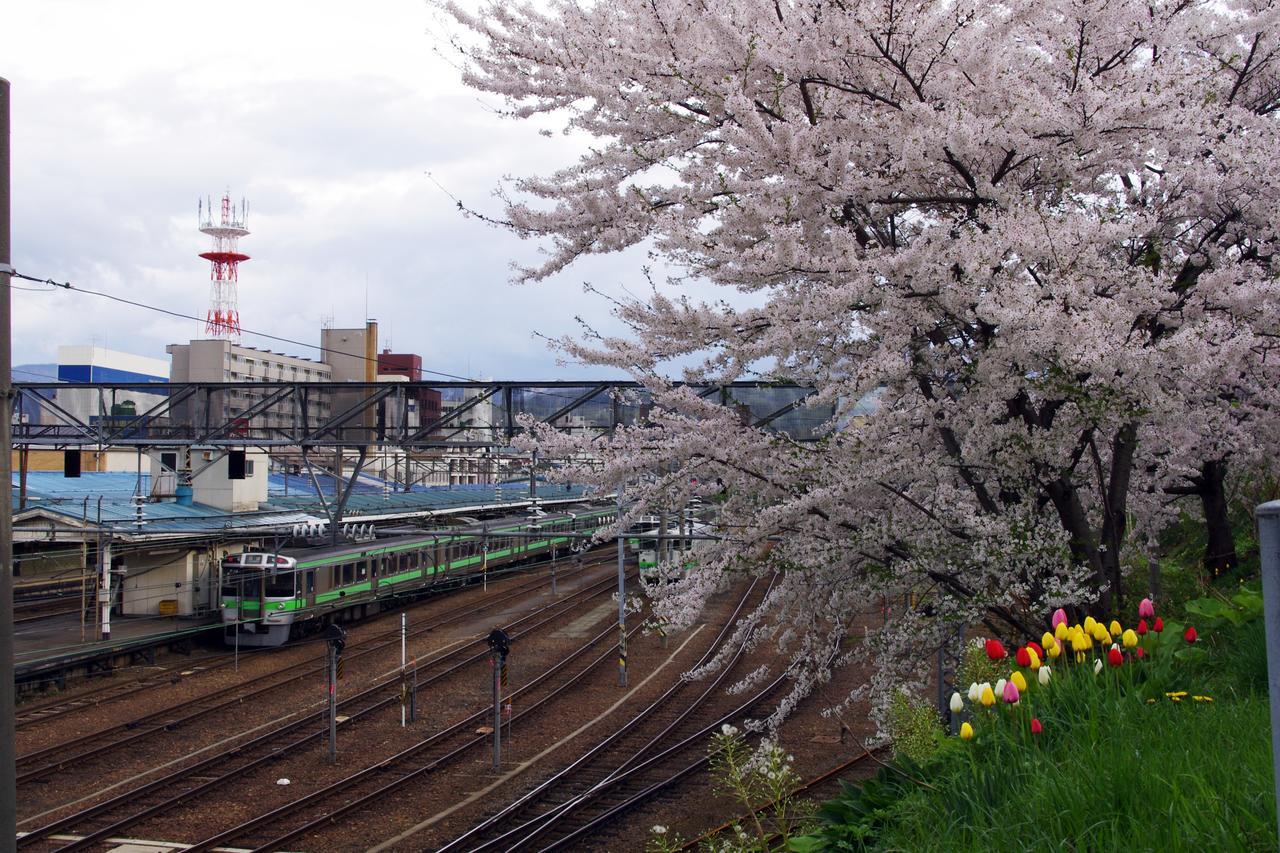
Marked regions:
[968,682,981,702]
[1038,666,1051,686]
[950,692,965,714]
[1094,658,1103,675]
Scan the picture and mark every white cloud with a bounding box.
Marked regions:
[5,0,656,379]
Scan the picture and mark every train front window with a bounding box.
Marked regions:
[265,573,295,597]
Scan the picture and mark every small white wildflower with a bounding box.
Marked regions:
[721,723,739,736]
[652,825,667,835]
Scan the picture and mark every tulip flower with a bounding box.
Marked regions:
[995,678,1007,697]
[1139,597,1155,619]
[1030,718,1043,735]
[1027,641,1045,660]
[1184,626,1197,644]
[968,682,982,702]
[1038,666,1051,686]
[1002,680,1020,704]
[1109,620,1122,637]
[1107,646,1124,667]
[1016,647,1031,668]
[980,685,996,707]
[950,692,965,714]
[961,721,974,740]
[1052,608,1068,629]
[1136,619,1148,636]
[1054,622,1069,642]
[1135,647,1145,659]
[1153,617,1164,633]
[1041,631,1055,651]
[1070,631,1090,653]
[1122,629,1138,649]
[985,638,1007,660]
[1047,641,1061,659]
[1094,659,1103,675]
[1011,671,1028,692]
[1027,648,1041,670]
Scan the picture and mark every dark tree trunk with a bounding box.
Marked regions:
[1199,458,1238,578]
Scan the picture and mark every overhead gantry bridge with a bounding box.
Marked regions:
[12,380,832,532]
[12,380,827,450]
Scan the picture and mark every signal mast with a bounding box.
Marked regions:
[198,191,250,339]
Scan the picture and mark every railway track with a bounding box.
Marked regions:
[174,607,650,851]
[15,549,592,731]
[678,746,891,850]
[435,576,774,853]
[17,563,631,851]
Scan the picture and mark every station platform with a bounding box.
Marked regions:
[15,610,221,692]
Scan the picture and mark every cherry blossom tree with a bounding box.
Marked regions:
[443,0,1280,723]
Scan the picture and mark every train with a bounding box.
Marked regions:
[219,505,618,647]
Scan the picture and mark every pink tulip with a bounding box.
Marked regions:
[1138,597,1155,619]
[1002,680,1020,704]
[1051,608,1068,629]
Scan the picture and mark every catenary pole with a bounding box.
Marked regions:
[617,487,626,687]
[0,74,16,850]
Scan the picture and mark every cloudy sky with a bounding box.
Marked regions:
[4,0,658,381]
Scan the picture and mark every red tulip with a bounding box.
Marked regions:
[985,639,1007,660]
[1153,617,1164,633]
[1135,647,1145,659]
[1136,619,1148,636]
[1184,626,1197,644]
[1031,718,1043,735]
[1107,647,1124,667]
[1016,647,1031,667]
[1027,641,1045,660]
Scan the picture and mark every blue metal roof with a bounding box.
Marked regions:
[14,470,591,532]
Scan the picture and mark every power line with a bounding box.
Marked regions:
[11,270,478,382]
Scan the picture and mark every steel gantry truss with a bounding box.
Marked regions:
[12,380,827,449]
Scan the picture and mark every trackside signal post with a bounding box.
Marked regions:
[487,627,510,770]
[325,623,347,764]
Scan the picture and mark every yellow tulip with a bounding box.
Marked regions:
[1122,629,1138,649]
[1084,616,1097,634]
[1054,622,1069,642]
[980,686,996,707]
[1098,629,1112,646]
[961,721,974,740]
[1027,648,1041,669]
[1047,641,1062,659]
[1041,631,1056,650]
[1109,620,1122,637]
[1070,631,1090,653]
[1011,671,1028,692]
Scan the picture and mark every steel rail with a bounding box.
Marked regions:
[535,671,791,852]
[20,565,628,850]
[183,611,651,852]
[437,576,773,853]
[676,747,891,850]
[15,554,602,779]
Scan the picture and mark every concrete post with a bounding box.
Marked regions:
[1254,500,1280,851]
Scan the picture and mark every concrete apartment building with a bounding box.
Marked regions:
[166,338,334,432]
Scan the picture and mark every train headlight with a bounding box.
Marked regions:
[276,603,286,611]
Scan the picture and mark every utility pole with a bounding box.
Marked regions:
[617,487,626,687]
[324,623,346,764]
[487,628,509,771]
[0,74,16,850]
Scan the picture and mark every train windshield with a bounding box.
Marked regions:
[221,555,295,598]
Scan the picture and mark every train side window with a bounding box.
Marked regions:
[306,571,315,595]
[357,560,368,581]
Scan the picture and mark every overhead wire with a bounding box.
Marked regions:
[10,269,624,411]
[10,269,478,382]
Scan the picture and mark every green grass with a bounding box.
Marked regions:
[798,619,1275,852]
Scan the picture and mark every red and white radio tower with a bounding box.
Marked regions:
[198,191,250,339]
